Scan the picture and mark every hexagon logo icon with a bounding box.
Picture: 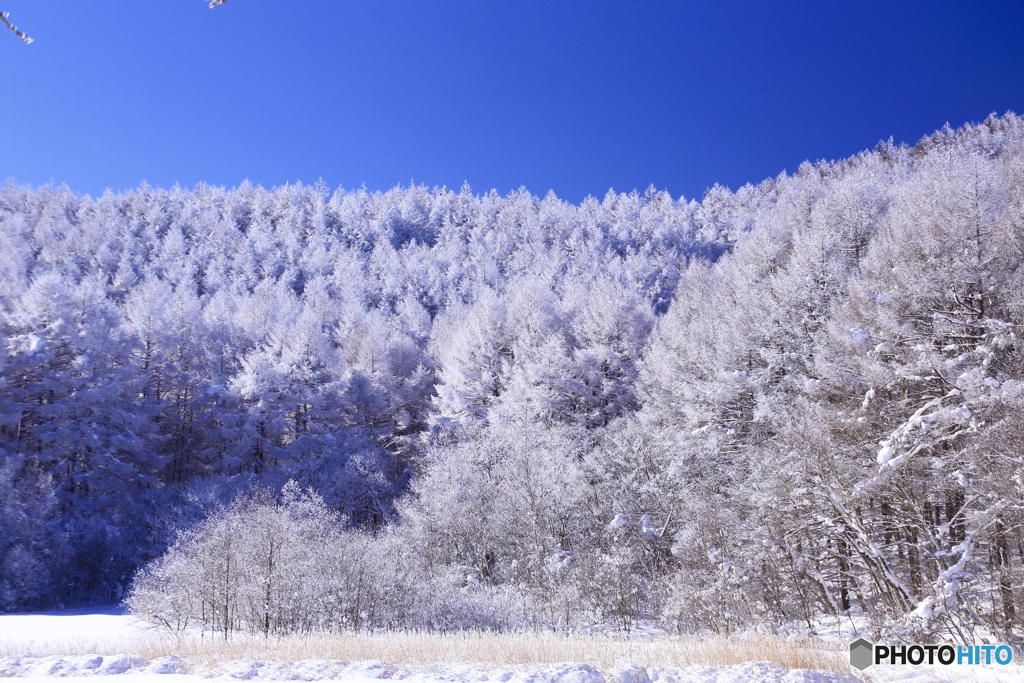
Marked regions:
[849,638,874,670]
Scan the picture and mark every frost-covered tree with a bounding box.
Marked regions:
[0,454,63,610]
[7,114,1024,632]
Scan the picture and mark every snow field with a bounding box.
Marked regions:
[0,656,856,683]
[2,611,1023,682]
[0,615,843,669]
[0,611,859,681]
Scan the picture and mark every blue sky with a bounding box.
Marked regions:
[2,0,1023,204]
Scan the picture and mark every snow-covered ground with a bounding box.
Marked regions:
[0,609,1020,683]
[0,607,150,646]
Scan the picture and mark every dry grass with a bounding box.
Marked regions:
[0,627,849,675]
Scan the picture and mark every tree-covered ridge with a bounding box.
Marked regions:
[0,173,717,608]
[2,114,1024,643]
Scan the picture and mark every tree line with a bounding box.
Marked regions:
[3,114,1024,643]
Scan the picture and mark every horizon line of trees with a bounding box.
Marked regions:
[3,113,1024,643]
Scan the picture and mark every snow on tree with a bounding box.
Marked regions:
[4,115,1024,635]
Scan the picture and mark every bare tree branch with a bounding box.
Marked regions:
[3,3,227,44]
[1,11,33,44]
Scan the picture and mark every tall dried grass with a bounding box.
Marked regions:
[0,627,849,674]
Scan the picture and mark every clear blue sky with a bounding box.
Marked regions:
[2,0,1023,204]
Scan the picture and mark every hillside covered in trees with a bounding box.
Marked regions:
[2,114,1024,644]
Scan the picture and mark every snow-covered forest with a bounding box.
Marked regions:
[2,114,1024,645]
